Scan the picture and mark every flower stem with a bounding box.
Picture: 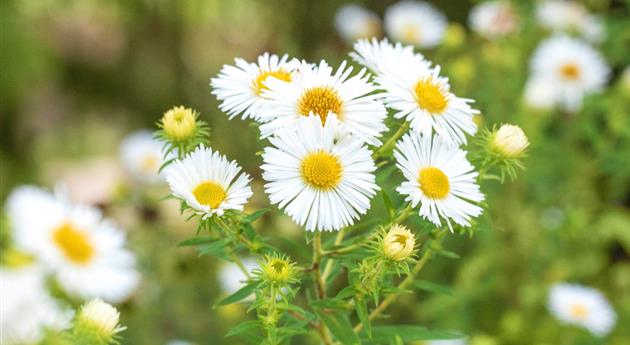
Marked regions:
[311,232,334,345]
[373,121,410,159]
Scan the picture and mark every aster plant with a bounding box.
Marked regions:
[155,38,529,345]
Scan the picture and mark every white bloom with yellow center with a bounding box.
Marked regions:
[259,60,387,146]
[528,35,609,112]
[395,134,484,229]
[377,53,479,145]
[469,1,519,40]
[7,186,140,303]
[350,38,424,74]
[211,53,298,120]
[119,130,166,184]
[164,145,253,218]
[384,1,446,48]
[0,265,71,345]
[335,4,381,42]
[536,0,605,43]
[261,115,379,231]
[548,283,616,336]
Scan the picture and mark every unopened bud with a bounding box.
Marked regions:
[491,124,529,158]
[382,225,416,261]
[161,106,197,141]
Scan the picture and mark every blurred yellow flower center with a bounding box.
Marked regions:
[192,181,226,209]
[569,303,588,319]
[52,222,95,264]
[301,151,343,189]
[418,167,450,199]
[162,106,196,141]
[559,63,580,80]
[141,154,159,173]
[254,69,292,95]
[414,78,448,114]
[402,24,420,43]
[298,86,343,124]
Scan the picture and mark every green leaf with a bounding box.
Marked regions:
[309,298,349,310]
[177,236,216,247]
[244,208,270,223]
[355,297,371,338]
[381,190,395,220]
[414,280,453,296]
[360,325,462,344]
[315,310,360,345]
[225,320,261,337]
[213,281,258,308]
[435,249,460,259]
[197,238,232,259]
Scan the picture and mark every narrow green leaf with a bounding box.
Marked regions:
[381,190,395,220]
[245,208,270,223]
[414,280,453,296]
[225,320,261,337]
[177,236,216,247]
[355,297,371,338]
[435,249,460,259]
[213,281,258,308]
[315,310,360,345]
[360,325,462,344]
[309,298,349,310]
[197,238,231,259]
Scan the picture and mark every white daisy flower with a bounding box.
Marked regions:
[468,1,519,40]
[6,186,140,303]
[335,4,381,42]
[523,76,559,110]
[119,130,166,184]
[261,115,379,231]
[258,60,387,146]
[394,134,484,229]
[384,1,447,49]
[376,53,478,145]
[0,265,71,345]
[548,283,616,336]
[528,34,609,112]
[536,0,605,43]
[218,258,258,295]
[164,145,253,218]
[211,53,298,120]
[350,38,420,74]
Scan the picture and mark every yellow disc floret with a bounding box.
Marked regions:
[414,78,449,114]
[559,63,580,80]
[52,222,95,264]
[418,167,450,199]
[569,303,588,319]
[192,181,227,209]
[300,151,343,189]
[161,106,197,141]
[298,86,343,123]
[253,69,292,95]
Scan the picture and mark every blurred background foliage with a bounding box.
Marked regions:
[1,0,630,344]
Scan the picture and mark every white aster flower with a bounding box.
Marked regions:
[350,38,419,74]
[259,60,387,146]
[395,134,484,230]
[6,186,140,303]
[119,130,166,184]
[0,265,71,345]
[468,1,519,40]
[335,4,381,42]
[528,34,609,112]
[523,76,559,110]
[376,53,478,145]
[536,0,605,43]
[384,1,447,48]
[218,258,258,295]
[211,53,299,120]
[164,145,253,218]
[261,115,379,231]
[548,283,616,336]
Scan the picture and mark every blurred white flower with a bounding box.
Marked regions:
[164,145,253,219]
[335,4,381,42]
[527,34,609,112]
[427,339,467,345]
[523,76,559,110]
[536,0,605,43]
[262,115,379,231]
[384,1,447,48]
[468,1,519,40]
[0,265,71,345]
[350,38,418,74]
[395,134,484,230]
[218,258,258,295]
[120,130,166,184]
[258,59,387,146]
[548,283,616,336]
[211,53,299,120]
[6,186,140,303]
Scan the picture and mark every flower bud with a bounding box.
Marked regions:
[260,254,297,285]
[161,106,197,141]
[491,124,529,158]
[382,225,416,261]
[73,299,123,343]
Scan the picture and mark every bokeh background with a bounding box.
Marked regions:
[1,0,630,344]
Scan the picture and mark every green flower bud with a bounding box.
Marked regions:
[381,225,416,261]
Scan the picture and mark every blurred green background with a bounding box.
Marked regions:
[1,0,630,344]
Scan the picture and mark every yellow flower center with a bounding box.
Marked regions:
[418,167,450,199]
[298,86,343,124]
[192,181,227,209]
[300,150,343,189]
[52,222,95,264]
[414,78,449,114]
[569,303,588,319]
[559,63,580,80]
[141,154,159,173]
[402,24,420,43]
[253,69,292,95]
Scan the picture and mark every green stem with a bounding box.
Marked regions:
[322,228,346,281]
[374,122,410,159]
[311,232,334,345]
